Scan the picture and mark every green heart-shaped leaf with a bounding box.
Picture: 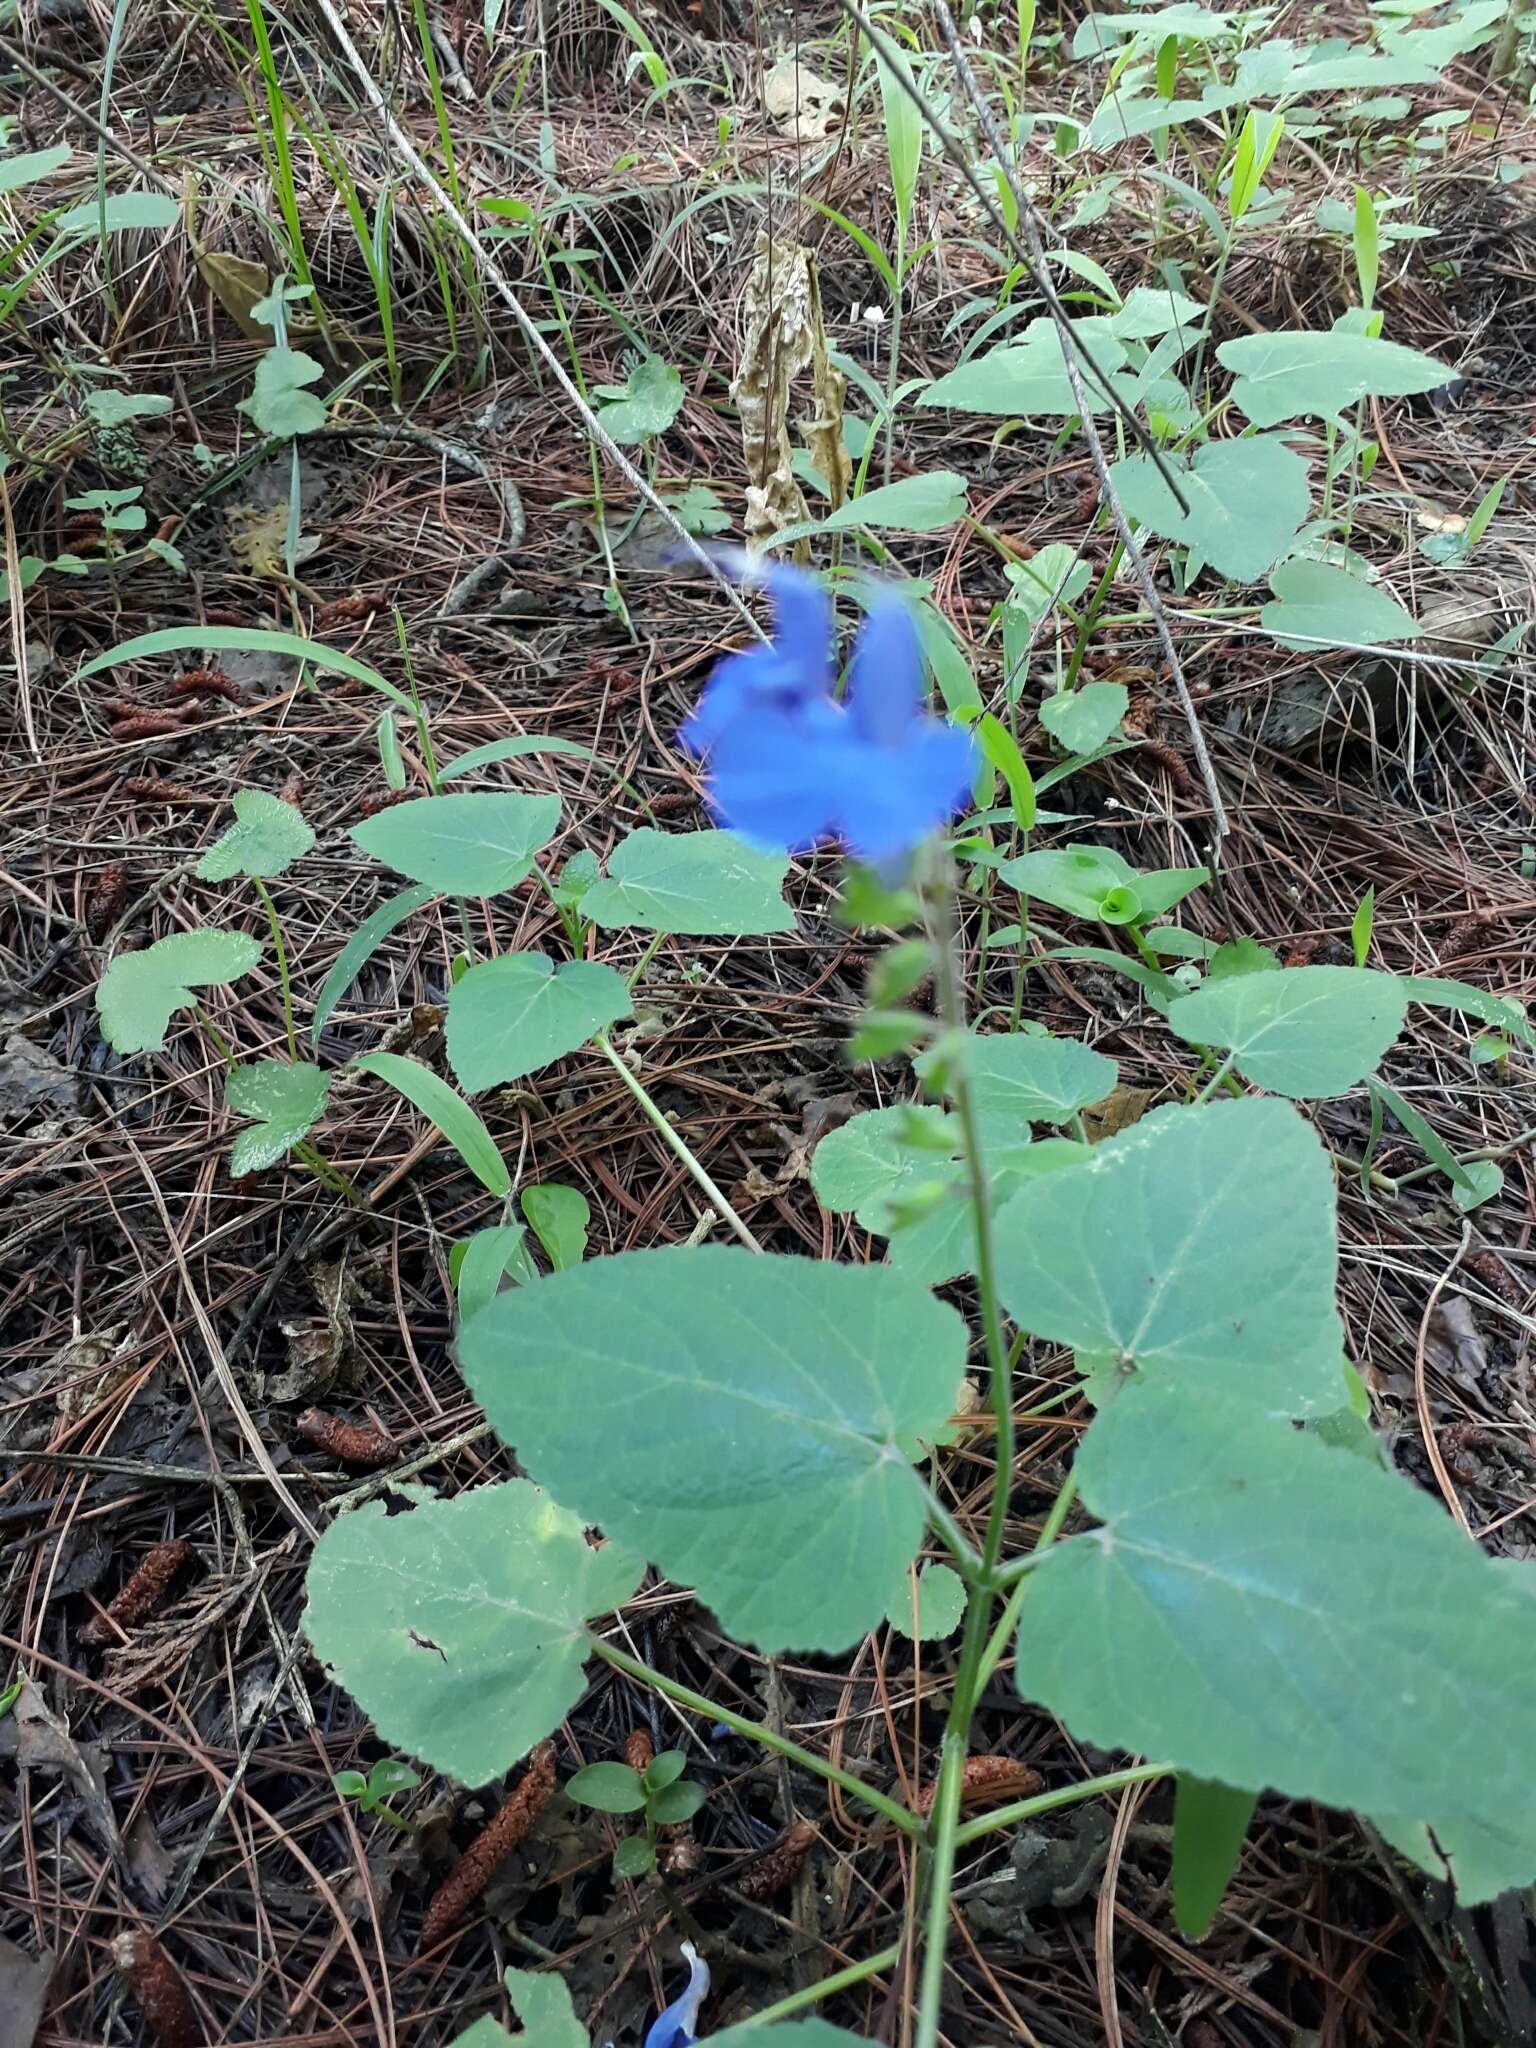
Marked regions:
[994,1098,1344,1418]
[1168,966,1409,1097]
[447,953,632,1090]
[1038,681,1129,755]
[97,929,263,1054]
[458,1248,969,1651]
[226,1059,329,1174]
[919,1032,1118,1125]
[305,1482,641,1786]
[1107,435,1311,581]
[1259,557,1420,650]
[351,792,561,896]
[1218,329,1449,426]
[197,788,314,882]
[1018,1379,1536,1902]
[581,829,793,935]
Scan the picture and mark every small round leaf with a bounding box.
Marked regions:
[566,1762,647,1814]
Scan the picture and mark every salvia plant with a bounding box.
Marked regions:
[87,558,1509,2047]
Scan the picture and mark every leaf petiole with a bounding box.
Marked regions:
[589,1636,922,1835]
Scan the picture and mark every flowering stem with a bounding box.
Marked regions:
[593,1034,763,1252]
[910,862,1018,2048]
[591,1638,921,1835]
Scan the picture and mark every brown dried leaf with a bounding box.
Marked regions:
[1081,1085,1155,1143]
[270,1259,361,1403]
[49,1327,135,1422]
[1427,1295,1489,1389]
[0,1935,55,2048]
[733,237,851,548]
[196,249,271,339]
[3,1680,121,1858]
[761,55,846,139]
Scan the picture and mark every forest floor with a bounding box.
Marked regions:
[3,1,1536,2043]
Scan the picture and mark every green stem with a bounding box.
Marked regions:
[955,1763,1170,1847]
[883,230,905,488]
[252,877,299,1062]
[591,1637,921,1835]
[194,1007,238,1068]
[628,929,667,990]
[738,1942,903,2028]
[594,1035,763,1252]
[1061,541,1124,695]
[976,1467,1081,1701]
[910,864,1019,2048]
[295,1137,368,1209]
[1191,1049,1238,1105]
[925,1491,985,1578]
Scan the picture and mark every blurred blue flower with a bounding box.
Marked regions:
[643,1941,710,2048]
[680,561,976,868]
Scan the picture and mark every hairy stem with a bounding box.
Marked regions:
[911,863,1018,2048]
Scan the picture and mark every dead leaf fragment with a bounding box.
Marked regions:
[196,248,272,339]
[50,1327,135,1422]
[762,54,846,139]
[270,1259,361,1403]
[226,500,322,580]
[733,236,851,547]
[0,1934,54,2048]
[1081,1084,1155,1142]
[1427,1295,1488,1390]
[0,1034,80,1120]
[2,1680,121,1859]
[125,1813,177,1906]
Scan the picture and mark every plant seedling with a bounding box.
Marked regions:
[334,1758,422,1829]
[565,1751,708,1879]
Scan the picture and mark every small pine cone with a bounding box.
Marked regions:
[623,1729,654,1774]
[313,591,375,630]
[293,1410,395,1469]
[420,1741,556,1950]
[86,863,128,939]
[1135,732,1195,793]
[125,778,211,807]
[915,1756,1043,1821]
[1465,1248,1526,1308]
[111,711,196,741]
[112,1930,198,2048]
[736,1819,816,1900]
[80,1540,194,1646]
[169,667,243,705]
[1283,936,1318,968]
[1440,916,1484,962]
[1122,691,1156,735]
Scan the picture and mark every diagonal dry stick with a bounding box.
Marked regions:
[297,0,766,641]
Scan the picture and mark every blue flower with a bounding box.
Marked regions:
[643,1941,710,2048]
[681,562,976,869]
